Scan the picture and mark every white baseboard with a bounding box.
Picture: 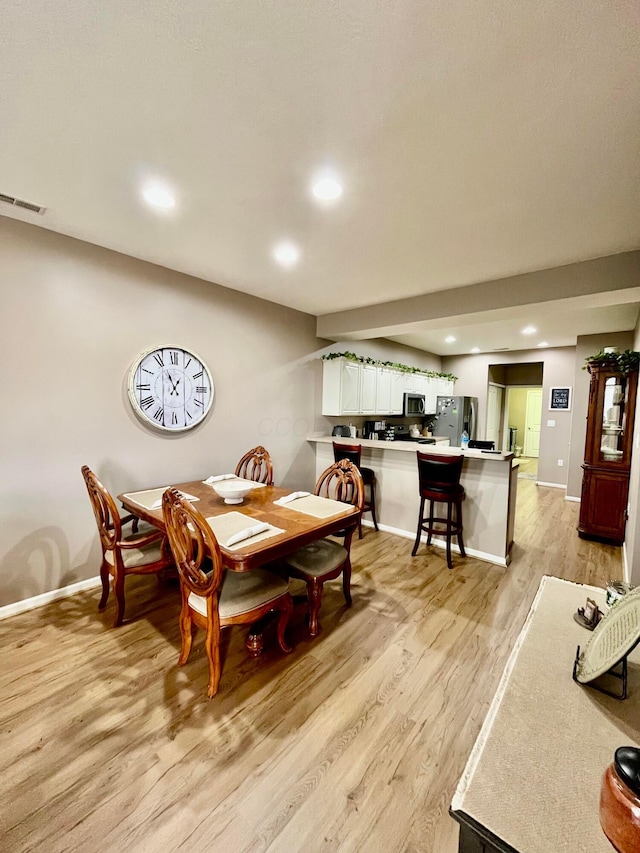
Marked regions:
[0,575,101,621]
[564,495,581,503]
[536,481,566,489]
[361,520,508,567]
[623,541,630,585]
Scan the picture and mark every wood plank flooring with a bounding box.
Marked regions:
[0,480,622,852]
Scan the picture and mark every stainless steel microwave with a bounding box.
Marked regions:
[403,392,426,416]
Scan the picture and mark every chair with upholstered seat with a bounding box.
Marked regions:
[332,441,378,538]
[81,465,174,627]
[411,451,466,570]
[235,445,274,485]
[162,487,292,698]
[284,459,364,637]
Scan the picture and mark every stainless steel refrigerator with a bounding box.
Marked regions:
[434,396,477,446]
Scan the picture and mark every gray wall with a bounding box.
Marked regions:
[0,217,328,607]
[566,331,634,499]
[442,347,576,486]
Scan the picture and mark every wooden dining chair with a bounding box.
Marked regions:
[235,445,274,485]
[161,487,292,698]
[332,441,378,538]
[283,459,364,637]
[81,465,174,627]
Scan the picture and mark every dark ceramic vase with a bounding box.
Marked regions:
[600,747,640,852]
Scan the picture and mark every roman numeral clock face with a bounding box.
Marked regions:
[127,346,214,432]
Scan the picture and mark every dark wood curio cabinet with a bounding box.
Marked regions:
[578,360,638,544]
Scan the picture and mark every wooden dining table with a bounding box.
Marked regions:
[119,479,359,571]
[119,478,360,652]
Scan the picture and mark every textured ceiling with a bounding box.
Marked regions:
[2,1,639,352]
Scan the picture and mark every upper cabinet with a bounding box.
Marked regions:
[360,363,378,413]
[322,357,454,416]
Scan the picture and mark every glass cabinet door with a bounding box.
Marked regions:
[599,375,626,463]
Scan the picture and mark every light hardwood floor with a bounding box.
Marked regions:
[1,480,622,852]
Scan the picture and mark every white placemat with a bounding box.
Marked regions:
[205,512,285,551]
[122,488,199,511]
[276,494,354,519]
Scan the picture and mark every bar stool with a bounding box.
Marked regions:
[411,451,465,569]
[332,441,378,538]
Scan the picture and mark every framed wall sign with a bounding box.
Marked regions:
[549,386,572,411]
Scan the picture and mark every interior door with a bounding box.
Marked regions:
[486,384,504,448]
[524,389,542,457]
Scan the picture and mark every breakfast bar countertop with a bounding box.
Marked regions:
[308,435,514,462]
[307,435,517,566]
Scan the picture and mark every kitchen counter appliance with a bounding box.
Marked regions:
[364,420,387,440]
[403,392,426,416]
[331,425,352,437]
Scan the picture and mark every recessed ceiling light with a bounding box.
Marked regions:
[538,341,549,348]
[522,326,537,335]
[312,176,343,202]
[141,183,176,210]
[273,241,300,267]
[445,335,456,344]
[470,347,480,354]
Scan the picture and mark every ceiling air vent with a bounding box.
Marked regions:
[0,192,46,215]
[492,347,510,351]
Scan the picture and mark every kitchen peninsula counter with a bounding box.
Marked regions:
[308,436,517,565]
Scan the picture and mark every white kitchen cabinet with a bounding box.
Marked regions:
[424,377,438,414]
[322,358,454,416]
[403,373,418,393]
[375,368,392,414]
[431,377,452,402]
[322,358,361,415]
[360,363,377,413]
[389,370,405,414]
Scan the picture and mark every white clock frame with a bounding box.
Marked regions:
[127,345,214,432]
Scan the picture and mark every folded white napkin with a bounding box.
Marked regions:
[203,474,236,484]
[225,521,271,547]
[275,491,311,505]
[151,491,199,509]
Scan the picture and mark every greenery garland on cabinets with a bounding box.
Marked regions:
[322,351,458,382]
[583,350,640,375]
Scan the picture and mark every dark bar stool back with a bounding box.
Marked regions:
[411,451,466,569]
[332,441,378,538]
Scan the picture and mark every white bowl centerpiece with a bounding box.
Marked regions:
[212,480,254,505]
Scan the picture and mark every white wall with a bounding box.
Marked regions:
[442,347,576,486]
[0,217,328,607]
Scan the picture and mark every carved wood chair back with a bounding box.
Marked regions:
[161,487,292,698]
[235,445,274,485]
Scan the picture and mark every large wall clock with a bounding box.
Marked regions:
[127,345,214,432]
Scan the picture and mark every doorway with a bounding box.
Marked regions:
[486,383,504,449]
[503,385,543,479]
[524,389,543,457]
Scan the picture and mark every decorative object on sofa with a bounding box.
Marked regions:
[578,352,638,544]
[128,345,214,432]
[573,596,602,630]
[607,579,633,608]
[573,586,640,699]
[600,746,640,852]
